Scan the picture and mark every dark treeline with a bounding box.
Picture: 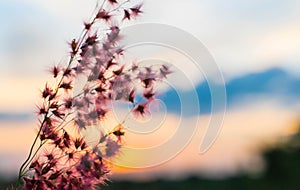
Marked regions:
[103,128,300,190]
[1,128,300,190]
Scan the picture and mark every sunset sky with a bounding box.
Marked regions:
[0,0,300,181]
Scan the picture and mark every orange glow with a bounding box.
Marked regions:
[0,76,51,111]
[0,100,298,179]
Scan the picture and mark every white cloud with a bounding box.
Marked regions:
[141,0,300,79]
[2,0,300,79]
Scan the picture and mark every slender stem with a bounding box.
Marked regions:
[15,0,139,188]
[16,118,46,187]
[109,0,130,13]
[15,4,100,187]
[22,141,46,176]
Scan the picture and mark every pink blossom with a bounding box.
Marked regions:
[16,1,170,189]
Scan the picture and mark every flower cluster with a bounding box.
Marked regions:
[16,0,172,189]
[17,0,171,189]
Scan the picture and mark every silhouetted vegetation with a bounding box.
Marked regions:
[2,127,300,190]
[103,127,300,190]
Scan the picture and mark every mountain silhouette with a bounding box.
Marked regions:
[159,67,300,115]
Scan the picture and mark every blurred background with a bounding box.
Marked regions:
[0,0,300,189]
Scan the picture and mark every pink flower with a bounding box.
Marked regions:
[133,102,149,117]
[96,10,111,21]
[159,64,172,78]
[130,4,143,16]
[143,88,155,100]
[42,83,52,99]
[17,1,171,189]
[105,137,121,157]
